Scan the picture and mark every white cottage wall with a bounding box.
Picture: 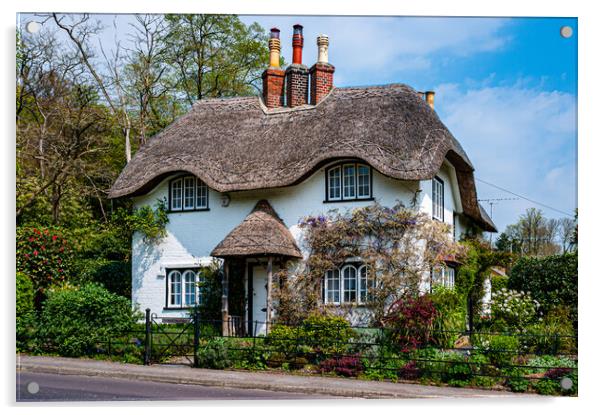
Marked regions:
[132,162,462,318]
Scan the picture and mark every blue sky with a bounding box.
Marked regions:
[20,14,578,237]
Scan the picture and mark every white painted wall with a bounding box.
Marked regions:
[131,161,463,318]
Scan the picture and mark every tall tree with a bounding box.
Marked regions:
[162,14,268,106]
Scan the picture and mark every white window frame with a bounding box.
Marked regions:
[324,263,373,305]
[432,176,444,221]
[326,162,372,202]
[167,268,203,308]
[342,164,357,200]
[431,265,455,290]
[171,178,183,211]
[170,175,209,211]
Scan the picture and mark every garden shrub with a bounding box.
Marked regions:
[37,283,139,357]
[16,226,74,307]
[503,366,530,392]
[521,307,576,354]
[16,272,37,352]
[508,253,577,328]
[301,313,356,356]
[490,288,540,330]
[430,286,466,348]
[474,334,520,368]
[265,324,300,358]
[77,258,131,298]
[196,337,233,369]
[319,354,363,377]
[383,294,437,351]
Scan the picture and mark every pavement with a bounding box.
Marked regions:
[17,354,538,400]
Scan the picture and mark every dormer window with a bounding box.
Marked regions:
[432,176,444,221]
[169,175,209,212]
[325,162,372,202]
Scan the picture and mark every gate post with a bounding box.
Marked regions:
[144,308,151,365]
[193,310,200,367]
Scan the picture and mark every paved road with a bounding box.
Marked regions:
[16,371,336,402]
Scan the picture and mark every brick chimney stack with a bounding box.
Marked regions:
[262,28,285,109]
[309,34,335,105]
[285,24,309,107]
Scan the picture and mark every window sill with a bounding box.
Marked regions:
[323,197,374,204]
[168,208,210,214]
[163,306,196,311]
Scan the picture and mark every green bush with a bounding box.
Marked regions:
[508,253,577,328]
[474,334,519,368]
[490,274,509,294]
[77,258,131,298]
[521,307,576,354]
[301,313,356,356]
[37,283,140,357]
[17,272,37,352]
[430,286,466,348]
[16,272,34,317]
[196,337,233,369]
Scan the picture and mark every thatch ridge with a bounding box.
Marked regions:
[109,83,495,231]
[211,200,303,258]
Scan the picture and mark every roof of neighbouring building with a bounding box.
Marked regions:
[211,200,303,258]
[109,83,496,232]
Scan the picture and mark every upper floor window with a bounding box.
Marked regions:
[432,176,444,221]
[323,263,374,305]
[325,162,372,202]
[167,268,205,308]
[169,175,209,212]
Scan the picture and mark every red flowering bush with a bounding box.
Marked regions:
[383,294,437,352]
[16,227,74,299]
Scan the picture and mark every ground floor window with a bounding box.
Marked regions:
[431,265,455,290]
[323,263,374,305]
[166,268,204,308]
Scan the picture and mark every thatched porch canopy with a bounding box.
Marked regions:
[211,200,302,259]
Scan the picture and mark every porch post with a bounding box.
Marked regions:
[266,256,273,334]
[221,259,229,336]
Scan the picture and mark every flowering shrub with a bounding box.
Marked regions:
[490,288,540,329]
[16,227,74,300]
[383,294,437,351]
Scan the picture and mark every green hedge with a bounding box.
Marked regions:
[37,283,140,356]
[508,253,577,327]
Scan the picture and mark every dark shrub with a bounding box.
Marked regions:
[398,361,421,380]
[37,283,139,356]
[508,253,577,328]
[383,294,437,351]
[77,258,131,298]
[430,287,466,348]
[319,354,363,377]
[301,313,356,356]
[16,272,34,317]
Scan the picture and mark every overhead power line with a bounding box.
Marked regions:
[475,178,574,217]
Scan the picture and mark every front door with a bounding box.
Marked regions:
[250,264,268,336]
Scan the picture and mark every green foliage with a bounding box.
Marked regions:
[115,199,169,243]
[196,337,233,369]
[301,313,356,355]
[503,367,530,392]
[16,227,74,299]
[430,286,466,348]
[37,284,140,357]
[76,258,131,297]
[521,306,576,354]
[16,272,37,352]
[508,253,577,328]
[474,334,519,368]
[490,274,508,294]
[16,272,35,317]
[191,261,223,321]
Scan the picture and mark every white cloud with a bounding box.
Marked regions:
[241,16,511,84]
[435,80,577,232]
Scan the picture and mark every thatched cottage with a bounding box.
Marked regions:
[109,25,496,333]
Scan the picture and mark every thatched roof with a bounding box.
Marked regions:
[211,200,303,258]
[109,83,496,232]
